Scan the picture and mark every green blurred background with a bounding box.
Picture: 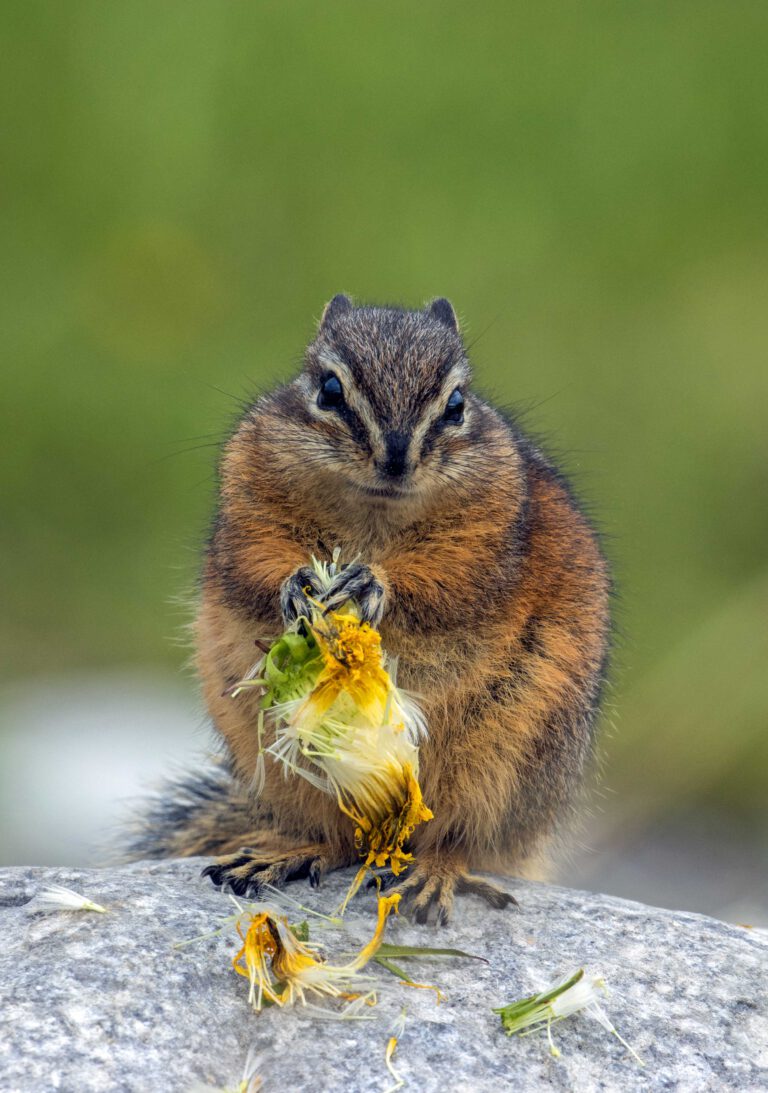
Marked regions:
[2,2,766,920]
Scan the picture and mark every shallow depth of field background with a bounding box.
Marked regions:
[2,3,767,923]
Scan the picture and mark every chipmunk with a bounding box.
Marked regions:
[129,295,610,924]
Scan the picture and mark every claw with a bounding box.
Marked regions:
[202,845,344,900]
[201,863,231,887]
[322,563,387,625]
[383,863,518,925]
[280,566,323,626]
[366,869,406,893]
[457,875,519,910]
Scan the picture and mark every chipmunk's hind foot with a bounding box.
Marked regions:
[457,873,519,911]
[386,860,518,925]
[202,843,340,898]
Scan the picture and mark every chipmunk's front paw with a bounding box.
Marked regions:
[387,860,518,925]
[322,563,389,625]
[280,566,323,625]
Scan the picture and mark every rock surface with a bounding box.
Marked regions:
[0,859,766,1093]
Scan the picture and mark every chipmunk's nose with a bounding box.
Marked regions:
[381,431,410,479]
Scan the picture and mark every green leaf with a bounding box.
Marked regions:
[282,631,315,660]
[290,920,310,942]
[377,942,487,963]
[374,942,486,990]
[373,956,415,983]
[493,969,584,1026]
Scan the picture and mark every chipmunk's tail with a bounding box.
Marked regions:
[118,758,258,861]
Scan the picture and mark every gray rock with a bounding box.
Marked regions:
[0,859,766,1092]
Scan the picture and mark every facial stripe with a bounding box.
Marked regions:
[309,346,469,469]
[410,363,469,453]
[313,351,385,452]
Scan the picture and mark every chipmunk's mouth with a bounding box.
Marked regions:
[359,484,412,500]
[338,472,419,502]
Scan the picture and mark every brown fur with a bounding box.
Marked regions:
[137,298,610,922]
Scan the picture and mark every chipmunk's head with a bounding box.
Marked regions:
[282,295,484,506]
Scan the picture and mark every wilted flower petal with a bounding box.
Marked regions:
[384,1007,408,1090]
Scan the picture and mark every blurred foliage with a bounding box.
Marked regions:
[1,2,767,828]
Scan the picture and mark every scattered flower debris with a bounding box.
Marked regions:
[384,1007,408,1090]
[25,883,107,915]
[188,1045,263,1092]
[494,968,643,1064]
[374,941,486,1000]
[232,892,401,1011]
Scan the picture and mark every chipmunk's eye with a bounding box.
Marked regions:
[443,387,464,424]
[318,373,344,411]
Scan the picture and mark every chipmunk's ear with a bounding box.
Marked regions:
[427,297,459,333]
[319,294,352,331]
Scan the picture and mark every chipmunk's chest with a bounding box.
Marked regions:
[307,511,416,565]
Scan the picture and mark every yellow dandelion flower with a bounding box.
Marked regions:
[229,552,432,900]
[337,764,433,909]
[298,608,422,741]
[232,893,400,1011]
